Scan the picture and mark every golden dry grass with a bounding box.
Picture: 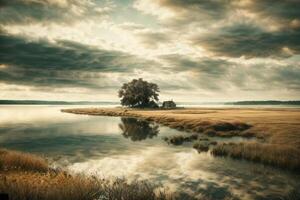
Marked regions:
[0,172,172,200]
[0,149,172,200]
[62,107,300,170]
[61,107,300,146]
[211,142,300,171]
[0,149,48,172]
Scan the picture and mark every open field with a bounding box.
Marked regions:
[62,107,300,171]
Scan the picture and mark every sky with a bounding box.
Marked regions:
[0,0,300,102]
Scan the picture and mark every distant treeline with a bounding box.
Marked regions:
[0,100,119,105]
[1,100,300,105]
[226,101,300,105]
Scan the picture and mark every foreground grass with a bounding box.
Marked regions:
[211,142,300,171]
[0,173,171,200]
[0,149,49,172]
[0,149,172,200]
[1,149,299,200]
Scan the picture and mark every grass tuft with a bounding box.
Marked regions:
[0,173,172,200]
[0,149,48,172]
[0,149,172,200]
[211,142,300,171]
[193,141,210,153]
[164,134,198,145]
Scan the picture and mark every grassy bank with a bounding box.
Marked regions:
[0,149,172,200]
[211,142,300,171]
[62,107,300,171]
[61,107,300,145]
[61,108,257,138]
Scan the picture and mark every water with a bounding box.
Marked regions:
[0,106,299,199]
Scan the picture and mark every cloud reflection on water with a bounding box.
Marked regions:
[68,146,298,199]
[0,106,299,199]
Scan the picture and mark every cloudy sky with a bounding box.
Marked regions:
[0,0,300,102]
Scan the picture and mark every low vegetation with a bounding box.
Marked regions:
[0,149,172,200]
[211,142,300,171]
[62,107,300,171]
[193,141,210,152]
[0,149,48,172]
[163,134,198,145]
[62,108,253,138]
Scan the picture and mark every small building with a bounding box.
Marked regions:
[162,100,176,109]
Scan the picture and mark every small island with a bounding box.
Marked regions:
[63,79,300,171]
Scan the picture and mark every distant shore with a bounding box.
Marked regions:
[62,107,300,171]
[1,100,300,107]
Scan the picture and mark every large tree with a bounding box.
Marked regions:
[118,78,159,108]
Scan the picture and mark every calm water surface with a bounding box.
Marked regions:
[0,106,299,200]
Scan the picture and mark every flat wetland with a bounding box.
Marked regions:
[1,106,300,199]
[63,107,300,149]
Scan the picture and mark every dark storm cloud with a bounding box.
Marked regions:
[227,63,300,91]
[272,65,300,90]
[248,0,300,23]
[0,32,156,88]
[160,54,233,90]
[156,0,230,22]
[160,54,230,75]
[160,0,229,17]
[154,0,231,29]
[192,24,300,58]
[160,53,300,91]
[150,0,300,26]
[0,0,111,25]
[137,0,300,58]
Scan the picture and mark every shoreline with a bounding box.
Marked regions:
[62,107,300,171]
[1,148,298,200]
[61,107,300,141]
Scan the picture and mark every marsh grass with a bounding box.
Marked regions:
[211,142,300,171]
[62,108,300,172]
[0,149,48,172]
[159,119,252,138]
[0,173,172,200]
[193,141,209,152]
[164,134,198,145]
[62,108,253,138]
[0,149,172,200]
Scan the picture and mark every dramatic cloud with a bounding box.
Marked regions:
[0,32,157,89]
[1,0,300,100]
[247,0,300,23]
[160,54,230,75]
[0,0,113,25]
[134,0,300,58]
[160,53,300,91]
[191,24,300,58]
[134,0,230,25]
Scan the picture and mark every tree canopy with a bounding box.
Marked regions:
[118,78,159,108]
